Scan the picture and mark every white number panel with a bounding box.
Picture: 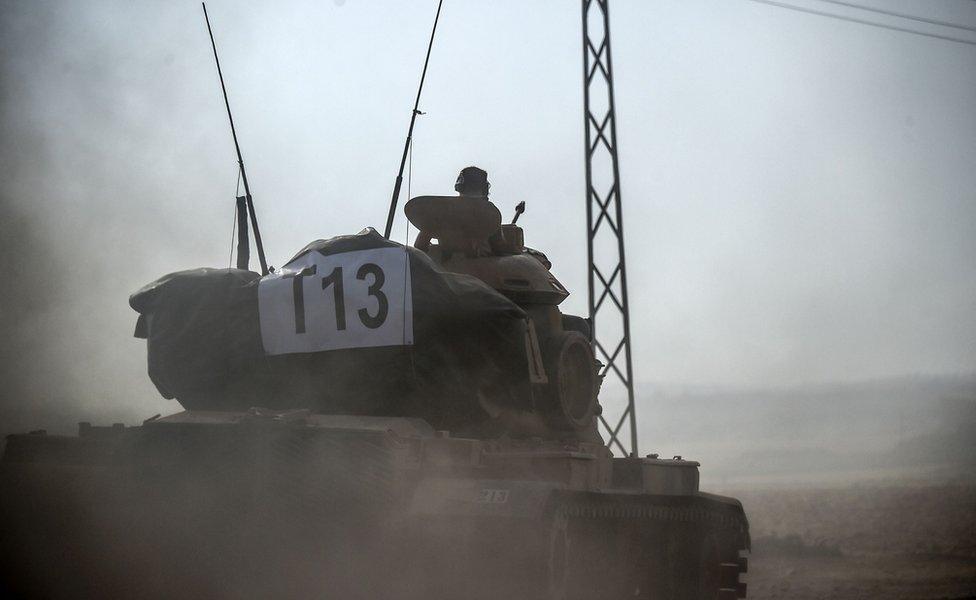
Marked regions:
[258,247,413,356]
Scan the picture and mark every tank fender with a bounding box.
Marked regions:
[695,490,752,550]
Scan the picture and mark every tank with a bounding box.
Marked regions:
[0,167,749,600]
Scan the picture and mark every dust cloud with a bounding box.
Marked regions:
[1,1,185,436]
[2,1,974,436]
[1,1,975,598]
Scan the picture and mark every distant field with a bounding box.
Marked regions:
[727,484,976,600]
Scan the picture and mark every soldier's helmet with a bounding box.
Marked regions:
[455,166,490,197]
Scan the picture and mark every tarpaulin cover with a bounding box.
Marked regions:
[130,228,531,433]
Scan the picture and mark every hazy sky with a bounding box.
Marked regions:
[1,0,974,430]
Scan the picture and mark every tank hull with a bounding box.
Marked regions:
[1,410,748,599]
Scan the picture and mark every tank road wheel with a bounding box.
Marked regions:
[640,525,747,600]
[700,532,723,598]
[643,527,683,600]
[547,511,570,600]
[698,532,749,600]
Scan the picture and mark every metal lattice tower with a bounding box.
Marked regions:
[582,0,637,457]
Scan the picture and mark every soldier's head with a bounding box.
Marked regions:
[455,166,490,197]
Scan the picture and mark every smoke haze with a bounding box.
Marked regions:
[2,4,976,599]
[1,0,974,446]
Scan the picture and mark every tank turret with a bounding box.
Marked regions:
[406,167,602,439]
[117,167,601,442]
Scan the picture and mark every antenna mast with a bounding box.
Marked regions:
[203,2,269,275]
[383,0,444,239]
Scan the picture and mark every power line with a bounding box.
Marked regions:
[814,0,976,33]
[745,0,976,46]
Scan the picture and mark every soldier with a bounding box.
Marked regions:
[454,165,490,197]
[413,166,496,256]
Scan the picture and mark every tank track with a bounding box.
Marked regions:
[548,493,749,600]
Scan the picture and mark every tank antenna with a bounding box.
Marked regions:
[383,0,444,239]
[202,2,269,275]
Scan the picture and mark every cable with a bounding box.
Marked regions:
[813,0,976,32]
[228,167,243,268]
[402,137,413,346]
[405,136,413,245]
[745,0,976,46]
[228,203,237,268]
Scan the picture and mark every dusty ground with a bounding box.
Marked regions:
[728,483,976,600]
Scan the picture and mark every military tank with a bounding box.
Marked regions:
[0,167,749,599]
